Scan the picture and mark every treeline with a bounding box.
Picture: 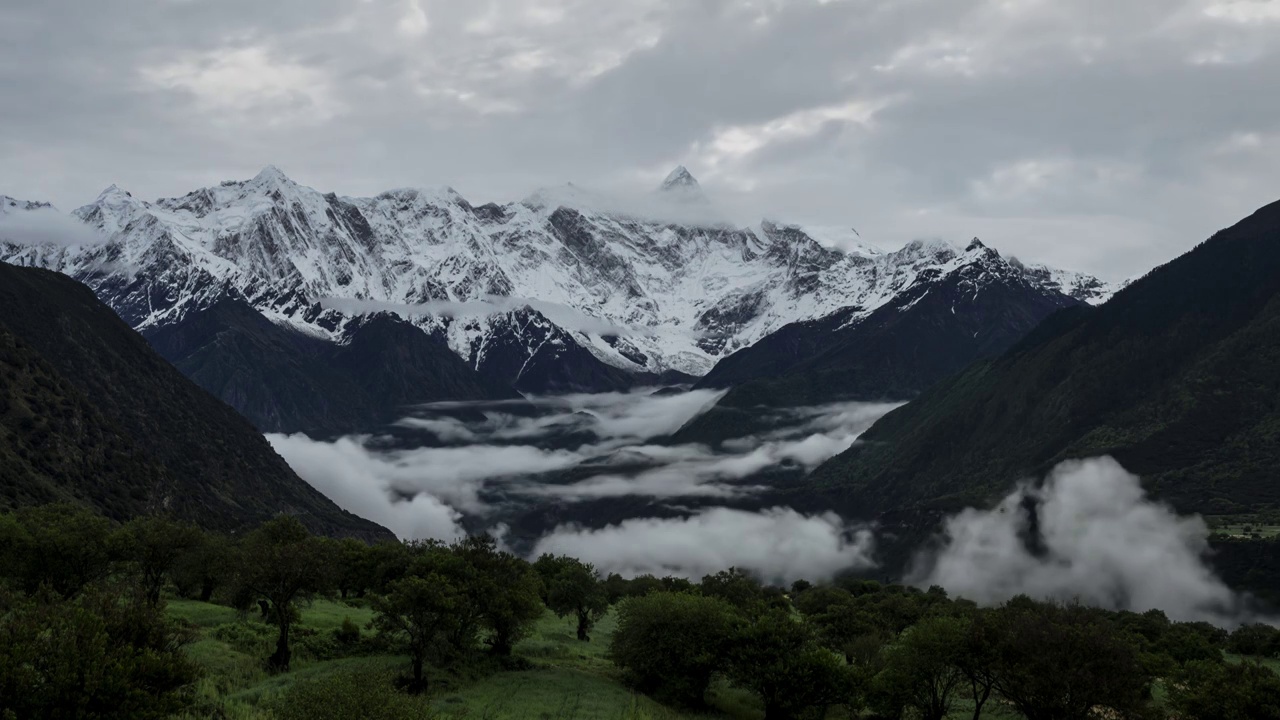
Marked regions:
[3,505,1280,720]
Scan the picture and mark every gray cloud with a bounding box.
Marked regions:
[910,457,1260,626]
[3,1,1278,279]
[532,506,877,584]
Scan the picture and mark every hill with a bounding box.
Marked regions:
[0,262,390,538]
[798,198,1280,521]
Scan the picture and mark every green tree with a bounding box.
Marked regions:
[1168,659,1280,720]
[534,555,608,641]
[0,504,115,597]
[235,516,331,671]
[453,536,544,656]
[700,567,765,611]
[609,592,739,706]
[727,610,855,720]
[872,616,966,720]
[989,599,1153,720]
[0,583,200,719]
[331,536,376,599]
[171,530,233,602]
[1228,623,1280,658]
[370,573,463,693]
[112,515,203,607]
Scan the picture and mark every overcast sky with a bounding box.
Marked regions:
[2,0,1278,278]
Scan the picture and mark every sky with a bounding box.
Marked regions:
[2,0,1278,279]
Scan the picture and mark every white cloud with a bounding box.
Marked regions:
[397,0,430,37]
[533,506,877,584]
[140,46,343,125]
[0,205,104,247]
[268,432,466,541]
[910,457,1260,626]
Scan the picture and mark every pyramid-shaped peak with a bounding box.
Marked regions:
[250,165,294,186]
[660,165,701,192]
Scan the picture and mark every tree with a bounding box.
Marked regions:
[235,516,331,671]
[700,567,765,611]
[1229,623,1280,658]
[872,616,966,720]
[727,610,855,720]
[331,537,376,600]
[0,583,200,719]
[533,555,608,641]
[112,515,203,607]
[453,536,544,656]
[370,573,463,693]
[989,599,1153,720]
[171,531,233,602]
[609,592,739,706]
[1168,659,1280,720]
[0,504,115,597]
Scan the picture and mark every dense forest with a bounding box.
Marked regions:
[4,505,1280,720]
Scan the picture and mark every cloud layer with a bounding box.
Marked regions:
[4,1,1280,277]
[267,390,895,565]
[911,457,1253,625]
[533,507,876,584]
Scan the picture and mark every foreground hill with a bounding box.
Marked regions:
[0,262,389,538]
[800,198,1280,520]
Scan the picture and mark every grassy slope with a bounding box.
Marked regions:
[168,599,762,720]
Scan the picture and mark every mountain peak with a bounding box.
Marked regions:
[249,165,294,188]
[965,237,986,251]
[659,166,700,193]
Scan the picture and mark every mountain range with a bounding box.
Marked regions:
[0,169,1117,434]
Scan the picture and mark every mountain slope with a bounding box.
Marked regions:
[143,296,522,435]
[0,261,390,538]
[676,240,1082,444]
[799,198,1280,520]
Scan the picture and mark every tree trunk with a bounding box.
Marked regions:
[972,685,991,720]
[199,580,215,602]
[268,615,291,672]
[410,654,427,694]
[576,611,590,641]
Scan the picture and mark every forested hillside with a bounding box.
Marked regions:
[0,262,389,538]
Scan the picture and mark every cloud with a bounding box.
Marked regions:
[266,391,897,550]
[0,205,104,246]
[267,432,467,541]
[532,506,877,584]
[910,457,1256,625]
[318,296,654,337]
[4,0,1280,279]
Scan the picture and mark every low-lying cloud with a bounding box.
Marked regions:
[319,296,659,338]
[0,206,104,247]
[268,389,897,547]
[911,457,1254,625]
[532,507,876,584]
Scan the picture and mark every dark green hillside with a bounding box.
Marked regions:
[800,198,1280,520]
[0,262,389,539]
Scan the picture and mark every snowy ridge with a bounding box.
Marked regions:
[0,167,1121,377]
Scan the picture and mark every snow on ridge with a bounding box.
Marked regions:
[0,167,1119,375]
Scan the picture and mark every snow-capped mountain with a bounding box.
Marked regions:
[0,166,1120,388]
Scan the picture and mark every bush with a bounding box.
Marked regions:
[275,669,436,720]
[609,592,739,706]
